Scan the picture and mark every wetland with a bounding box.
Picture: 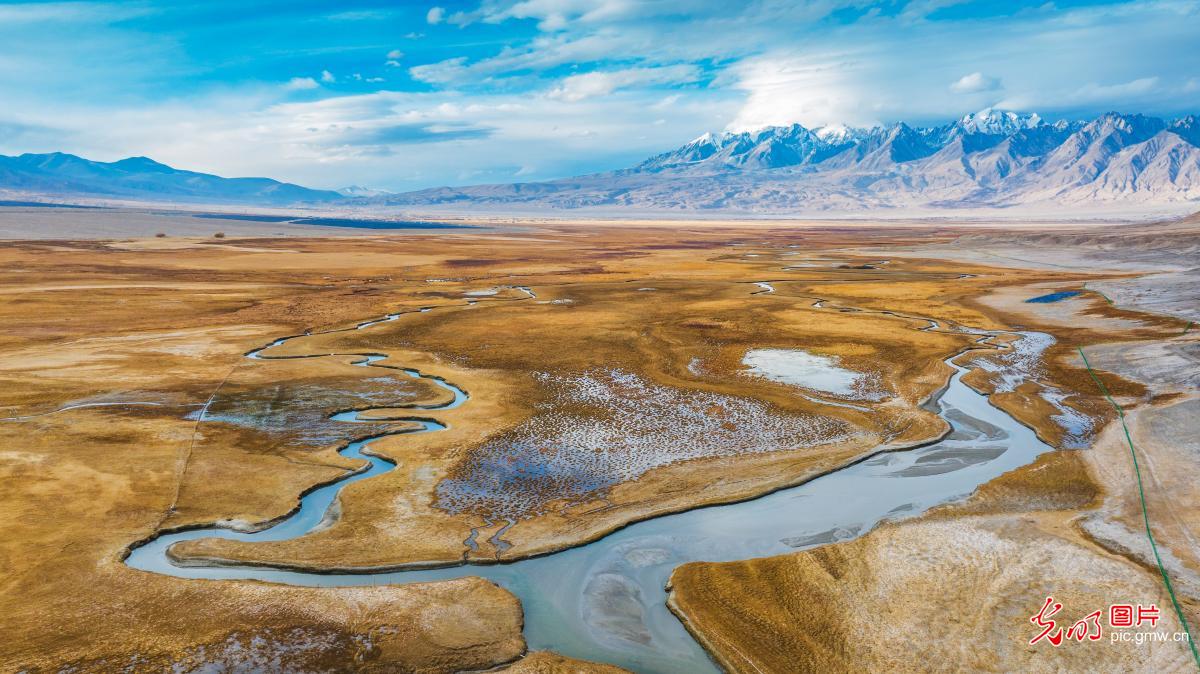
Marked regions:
[2,214,1197,672]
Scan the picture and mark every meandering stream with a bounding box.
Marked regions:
[124,291,1054,673]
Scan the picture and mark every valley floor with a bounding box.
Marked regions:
[0,213,1196,672]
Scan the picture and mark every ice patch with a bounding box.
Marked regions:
[742,348,885,400]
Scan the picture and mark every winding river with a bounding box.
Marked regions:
[124,290,1054,673]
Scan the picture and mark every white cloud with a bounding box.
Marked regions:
[651,94,681,109]
[426,6,446,24]
[407,31,656,86]
[386,60,403,68]
[547,65,699,102]
[284,76,320,90]
[410,56,470,84]
[950,71,1001,94]
[472,0,709,32]
[0,2,150,25]
[34,86,727,191]
[899,0,974,23]
[996,77,1164,111]
[1073,76,1160,100]
[726,53,882,130]
[320,70,336,83]
[387,49,404,59]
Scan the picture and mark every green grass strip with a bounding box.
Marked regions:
[1078,346,1199,667]
[1082,283,1114,305]
[1185,322,1194,336]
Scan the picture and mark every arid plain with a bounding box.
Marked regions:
[1,208,1198,672]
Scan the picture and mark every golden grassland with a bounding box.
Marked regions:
[1,221,1192,671]
[666,268,1200,673]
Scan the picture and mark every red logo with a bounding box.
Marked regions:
[1111,604,1134,628]
[1030,596,1065,646]
[1030,597,1160,646]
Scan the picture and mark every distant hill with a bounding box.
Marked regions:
[0,153,343,206]
[370,109,1200,214]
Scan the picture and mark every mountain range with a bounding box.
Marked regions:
[375,109,1200,213]
[2,110,1199,214]
[0,152,341,205]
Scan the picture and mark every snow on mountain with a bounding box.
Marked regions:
[338,185,394,197]
[813,124,861,143]
[376,110,1200,213]
[957,107,1042,135]
[1169,115,1200,146]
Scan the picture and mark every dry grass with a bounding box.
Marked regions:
[0,221,1168,670]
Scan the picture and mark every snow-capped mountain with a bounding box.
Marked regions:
[375,109,1200,213]
[639,123,858,171]
[636,109,1060,172]
[6,110,1198,214]
[956,108,1042,135]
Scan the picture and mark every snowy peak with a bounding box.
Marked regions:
[1082,112,1167,143]
[1172,115,1200,145]
[813,124,861,143]
[639,110,1200,175]
[957,108,1042,135]
[640,121,862,171]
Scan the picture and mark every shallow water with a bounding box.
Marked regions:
[1026,290,1082,303]
[125,303,1055,673]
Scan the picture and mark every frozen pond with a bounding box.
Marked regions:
[742,348,879,399]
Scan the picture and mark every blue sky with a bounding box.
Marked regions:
[1,0,1198,191]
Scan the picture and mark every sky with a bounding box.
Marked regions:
[1,0,1198,192]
